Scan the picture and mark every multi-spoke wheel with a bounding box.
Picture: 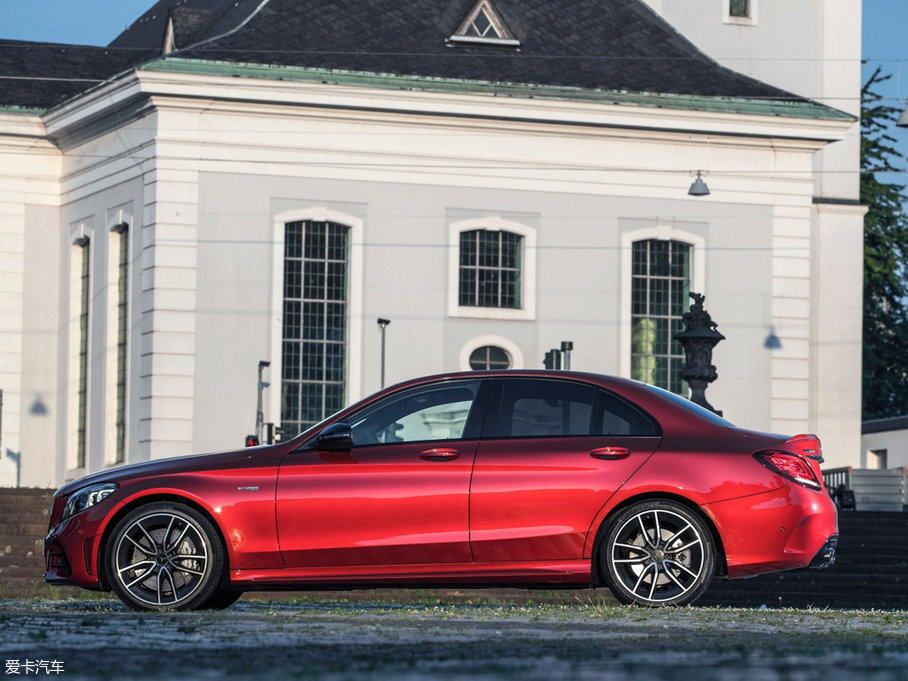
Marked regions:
[105,502,225,611]
[601,500,715,607]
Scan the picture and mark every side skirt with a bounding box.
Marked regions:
[231,560,592,589]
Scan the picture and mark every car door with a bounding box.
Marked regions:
[469,378,661,562]
[276,379,489,568]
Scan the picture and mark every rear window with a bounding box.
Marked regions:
[645,384,734,427]
[596,390,658,436]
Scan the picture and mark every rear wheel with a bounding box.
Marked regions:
[601,499,715,607]
[105,502,225,611]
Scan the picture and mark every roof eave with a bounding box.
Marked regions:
[140,57,855,123]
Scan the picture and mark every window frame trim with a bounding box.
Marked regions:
[448,217,537,321]
[619,226,706,382]
[724,0,758,25]
[104,204,134,468]
[67,220,95,476]
[449,0,520,46]
[459,334,524,371]
[271,208,365,433]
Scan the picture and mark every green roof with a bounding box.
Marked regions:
[141,57,854,122]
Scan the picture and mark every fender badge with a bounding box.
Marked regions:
[237,486,259,492]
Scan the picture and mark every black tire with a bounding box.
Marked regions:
[600,499,715,607]
[198,591,243,610]
[105,502,225,611]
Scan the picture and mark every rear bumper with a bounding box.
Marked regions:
[707,482,838,579]
[807,535,837,569]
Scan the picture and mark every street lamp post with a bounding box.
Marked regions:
[560,341,574,370]
[256,360,270,443]
[377,318,391,389]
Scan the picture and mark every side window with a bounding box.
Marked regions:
[350,381,481,445]
[596,391,658,436]
[497,380,595,438]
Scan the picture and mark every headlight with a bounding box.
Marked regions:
[61,483,118,521]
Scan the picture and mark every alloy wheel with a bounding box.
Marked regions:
[604,502,714,606]
[113,511,212,608]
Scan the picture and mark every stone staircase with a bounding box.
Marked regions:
[0,488,53,596]
[700,511,908,610]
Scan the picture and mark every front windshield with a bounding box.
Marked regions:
[645,384,734,427]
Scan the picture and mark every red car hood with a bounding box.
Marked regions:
[55,446,272,498]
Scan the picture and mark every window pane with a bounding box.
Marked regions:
[459,267,477,307]
[469,345,511,371]
[649,240,670,277]
[304,222,325,259]
[458,229,524,311]
[302,302,324,340]
[500,269,520,309]
[630,240,691,394]
[499,380,595,437]
[282,341,300,381]
[460,231,477,267]
[730,0,749,17]
[350,382,481,444]
[488,346,509,365]
[285,221,303,258]
[596,391,657,436]
[282,220,349,428]
[299,383,324,425]
[501,232,520,269]
[632,242,648,276]
[303,261,325,300]
[477,268,500,307]
[473,10,492,36]
[283,259,302,299]
[478,230,500,268]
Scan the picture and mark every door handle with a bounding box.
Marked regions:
[590,447,630,461]
[420,448,460,462]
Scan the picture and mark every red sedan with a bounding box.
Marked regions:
[44,371,838,610]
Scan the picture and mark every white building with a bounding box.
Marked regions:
[861,418,908,470]
[0,0,865,487]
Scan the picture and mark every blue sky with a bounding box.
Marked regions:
[1,0,907,179]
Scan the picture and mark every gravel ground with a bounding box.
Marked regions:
[1,598,907,680]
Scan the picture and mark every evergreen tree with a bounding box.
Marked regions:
[861,67,908,419]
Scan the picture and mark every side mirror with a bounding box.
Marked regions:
[316,422,353,451]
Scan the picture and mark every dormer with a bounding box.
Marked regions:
[449,0,520,47]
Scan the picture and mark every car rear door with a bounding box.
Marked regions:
[469,377,661,562]
[276,379,489,568]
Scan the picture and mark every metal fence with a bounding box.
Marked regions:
[823,466,907,511]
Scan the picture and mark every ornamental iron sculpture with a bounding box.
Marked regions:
[673,292,725,416]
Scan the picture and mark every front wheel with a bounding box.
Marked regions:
[601,499,715,607]
[105,502,225,611]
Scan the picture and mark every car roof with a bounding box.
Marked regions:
[386,370,643,391]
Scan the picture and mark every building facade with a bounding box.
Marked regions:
[0,0,864,487]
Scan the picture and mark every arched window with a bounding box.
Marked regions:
[459,229,522,309]
[469,345,511,370]
[281,220,349,434]
[631,239,691,394]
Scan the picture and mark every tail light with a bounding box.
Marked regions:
[755,450,822,490]
[785,433,826,491]
[786,433,823,463]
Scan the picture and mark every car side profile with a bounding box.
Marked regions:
[44,371,838,610]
